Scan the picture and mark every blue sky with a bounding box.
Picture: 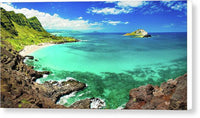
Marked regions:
[1,1,187,32]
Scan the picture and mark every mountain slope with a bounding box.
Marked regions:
[0,8,18,38]
[0,8,49,39]
[28,16,47,32]
[0,7,77,51]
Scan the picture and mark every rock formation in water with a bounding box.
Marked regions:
[125,74,187,110]
[124,29,151,38]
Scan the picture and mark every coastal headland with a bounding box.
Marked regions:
[0,7,187,109]
[0,7,97,108]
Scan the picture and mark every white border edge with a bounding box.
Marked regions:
[187,0,192,110]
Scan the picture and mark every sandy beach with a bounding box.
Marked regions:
[19,43,55,56]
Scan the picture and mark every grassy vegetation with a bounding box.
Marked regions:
[1,22,77,51]
[124,32,144,36]
[18,99,31,108]
[2,36,77,52]
[2,21,77,51]
[0,7,77,52]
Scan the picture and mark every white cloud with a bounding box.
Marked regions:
[105,1,147,8]
[102,20,129,25]
[1,3,101,31]
[161,1,187,12]
[170,3,187,11]
[78,17,83,20]
[87,1,147,15]
[124,22,129,24]
[116,1,147,8]
[87,7,132,15]
[89,1,187,15]
[142,4,164,14]
[141,1,186,15]
[104,1,116,3]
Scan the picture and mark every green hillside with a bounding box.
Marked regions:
[0,7,77,51]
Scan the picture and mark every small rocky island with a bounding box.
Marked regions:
[124,29,151,38]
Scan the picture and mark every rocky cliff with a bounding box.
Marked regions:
[125,74,187,110]
[0,41,91,108]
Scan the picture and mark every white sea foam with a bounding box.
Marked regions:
[35,74,49,84]
[78,93,84,97]
[90,98,106,109]
[116,104,125,110]
[56,91,77,105]
[43,74,48,78]
[65,77,76,81]
[23,57,28,63]
[57,77,76,84]
[36,79,42,84]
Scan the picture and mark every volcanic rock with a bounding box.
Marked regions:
[125,74,187,110]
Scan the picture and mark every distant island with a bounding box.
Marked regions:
[124,29,151,38]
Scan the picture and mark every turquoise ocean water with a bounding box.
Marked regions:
[26,32,187,109]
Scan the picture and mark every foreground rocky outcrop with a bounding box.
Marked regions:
[0,41,89,108]
[42,80,86,103]
[69,98,105,109]
[125,74,187,110]
[124,29,151,38]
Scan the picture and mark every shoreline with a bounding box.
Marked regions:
[19,40,80,57]
[19,43,55,56]
[1,41,93,108]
